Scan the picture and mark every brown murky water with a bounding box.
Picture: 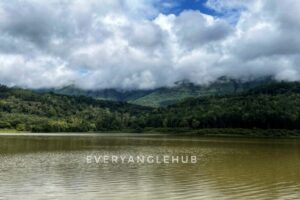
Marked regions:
[0,133,299,200]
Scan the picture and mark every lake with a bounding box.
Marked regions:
[0,133,299,200]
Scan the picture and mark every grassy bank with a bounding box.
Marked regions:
[0,129,23,133]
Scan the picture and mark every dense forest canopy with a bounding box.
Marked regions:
[0,85,152,132]
[1,81,300,133]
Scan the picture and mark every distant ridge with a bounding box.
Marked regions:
[37,76,275,107]
[2,80,300,133]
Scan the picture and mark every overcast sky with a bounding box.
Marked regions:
[0,0,300,89]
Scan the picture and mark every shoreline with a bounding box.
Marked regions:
[1,128,300,139]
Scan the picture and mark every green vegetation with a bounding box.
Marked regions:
[0,129,20,133]
[1,81,300,137]
[141,128,300,138]
[151,94,300,130]
[0,85,152,132]
[41,77,273,107]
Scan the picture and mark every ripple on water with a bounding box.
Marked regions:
[0,135,300,200]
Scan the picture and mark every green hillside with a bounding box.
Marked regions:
[2,81,300,136]
[41,77,273,107]
[40,86,152,102]
[130,77,272,107]
[0,85,152,132]
[151,82,300,130]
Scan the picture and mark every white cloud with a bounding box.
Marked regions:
[1,0,300,89]
[173,10,232,49]
[0,54,76,88]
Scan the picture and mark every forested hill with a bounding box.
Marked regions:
[152,81,300,130]
[39,77,273,107]
[0,85,152,132]
[247,81,300,95]
[1,82,300,134]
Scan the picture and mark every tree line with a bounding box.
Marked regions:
[1,82,300,132]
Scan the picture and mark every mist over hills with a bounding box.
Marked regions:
[1,0,300,138]
[2,80,300,135]
[38,76,274,107]
[1,1,300,90]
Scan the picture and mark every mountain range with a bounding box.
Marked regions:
[38,76,274,107]
[2,80,300,136]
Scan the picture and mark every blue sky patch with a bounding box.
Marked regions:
[156,0,220,17]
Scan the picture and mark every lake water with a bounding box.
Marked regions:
[0,133,299,200]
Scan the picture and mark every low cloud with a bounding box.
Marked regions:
[0,0,300,89]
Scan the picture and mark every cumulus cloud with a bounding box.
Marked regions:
[174,10,232,48]
[0,0,300,89]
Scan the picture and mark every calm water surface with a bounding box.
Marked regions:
[0,133,299,200]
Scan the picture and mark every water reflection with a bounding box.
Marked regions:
[0,134,299,200]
